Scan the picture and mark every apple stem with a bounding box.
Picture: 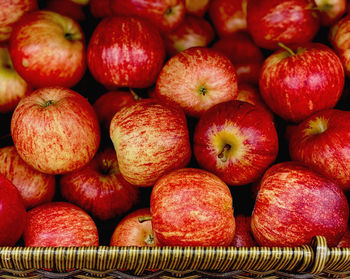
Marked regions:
[278,42,296,56]
[218,144,231,162]
[138,216,152,223]
[165,6,173,15]
[129,88,141,101]
[65,33,73,41]
[44,100,55,107]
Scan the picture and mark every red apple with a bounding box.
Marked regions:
[110,0,186,33]
[0,146,55,209]
[0,174,26,246]
[0,43,32,113]
[289,109,350,191]
[110,208,160,246]
[259,42,344,123]
[315,0,346,26]
[110,99,191,187]
[11,86,100,175]
[247,0,320,50]
[163,15,215,57]
[208,0,248,37]
[337,225,350,247]
[89,0,112,18]
[45,0,86,21]
[185,0,210,17]
[193,100,278,186]
[330,16,350,79]
[150,168,235,246]
[93,90,137,131]
[60,148,139,221]
[231,215,257,247]
[211,32,264,84]
[87,16,165,90]
[23,202,99,247]
[0,0,37,42]
[9,10,86,88]
[251,161,349,247]
[156,47,238,118]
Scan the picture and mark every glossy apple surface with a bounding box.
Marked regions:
[11,86,100,175]
[110,208,159,246]
[247,0,320,49]
[60,148,139,220]
[150,168,235,246]
[9,10,86,88]
[231,215,257,247]
[251,162,349,247]
[0,174,26,246]
[194,100,278,186]
[110,99,191,187]
[0,146,55,209]
[156,47,238,118]
[289,109,350,191]
[259,43,344,123]
[87,16,165,90]
[0,44,32,113]
[23,202,99,247]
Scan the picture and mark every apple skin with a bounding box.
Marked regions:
[0,0,37,42]
[110,0,186,33]
[11,86,100,175]
[89,0,112,18]
[23,202,99,247]
[259,43,344,123]
[0,174,27,246]
[60,148,139,221]
[0,43,32,113]
[163,15,215,57]
[231,215,257,247]
[87,16,165,90]
[212,32,264,84]
[193,100,278,186]
[150,168,235,246]
[251,161,349,247]
[208,0,248,37]
[9,10,86,89]
[110,208,160,246]
[110,99,191,187]
[247,0,320,50]
[156,47,238,118]
[337,225,350,247]
[289,109,350,191]
[45,0,86,21]
[185,0,210,17]
[315,0,346,26]
[0,146,55,209]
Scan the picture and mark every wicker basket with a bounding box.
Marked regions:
[0,236,349,279]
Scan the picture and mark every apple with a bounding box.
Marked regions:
[70,0,89,5]
[211,32,264,84]
[110,0,186,33]
[185,0,210,17]
[247,0,320,50]
[45,0,86,21]
[60,147,139,221]
[150,168,235,246]
[156,47,238,118]
[0,44,32,113]
[330,16,350,79]
[315,0,346,25]
[110,99,191,187]
[289,109,350,191]
[231,215,257,247]
[11,86,100,175]
[162,15,215,57]
[110,208,160,246]
[0,146,55,209]
[337,225,350,247]
[23,202,99,247]
[208,0,248,37]
[0,0,37,42]
[0,174,26,246]
[87,16,165,90]
[193,100,278,186]
[93,90,137,131]
[9,10,86,88]
[89,0,112,18]
[259,42,344,123]
[251,161,349,247]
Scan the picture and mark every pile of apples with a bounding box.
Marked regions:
[1,0,350,250]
